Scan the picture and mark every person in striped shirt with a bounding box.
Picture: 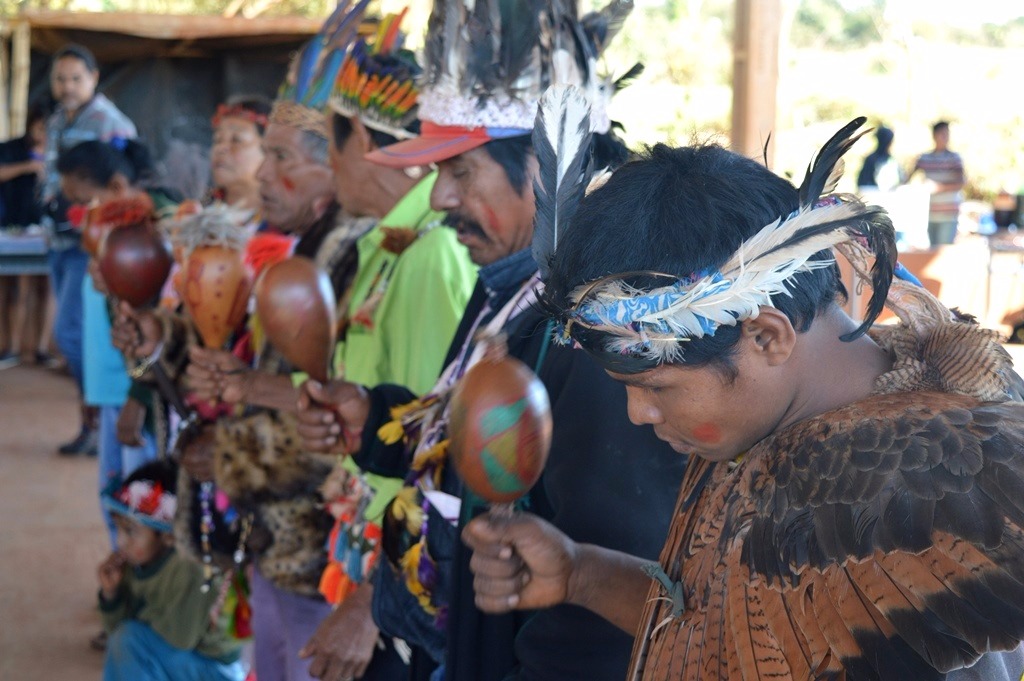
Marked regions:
[909,120,966,246]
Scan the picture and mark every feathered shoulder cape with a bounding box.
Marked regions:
[630,285,1024,680]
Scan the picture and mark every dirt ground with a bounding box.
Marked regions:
[0,364,106,680]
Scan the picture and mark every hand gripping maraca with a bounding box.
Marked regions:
[163,205,254,417]
[447,334,553,516]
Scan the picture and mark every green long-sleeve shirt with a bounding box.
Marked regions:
[98,548,241,663]
[337,171,476,394]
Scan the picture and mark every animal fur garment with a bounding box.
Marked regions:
[213,411,333,596]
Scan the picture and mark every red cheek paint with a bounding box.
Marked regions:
[281,175,296,191]
[692,422,722,444]
[482,205,501,235]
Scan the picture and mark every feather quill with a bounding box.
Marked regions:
[614,62,644,92]
[798,116,869,207]
[581,0,634,55]
[531,84,594,280]
[325,0,372,50]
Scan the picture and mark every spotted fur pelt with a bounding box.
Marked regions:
[213,410,334,596]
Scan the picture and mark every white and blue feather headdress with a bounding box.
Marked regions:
[529,95,898,365]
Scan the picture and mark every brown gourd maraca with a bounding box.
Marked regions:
[98,212,173,308]
[253,256,337,382]
[180,245,253,349]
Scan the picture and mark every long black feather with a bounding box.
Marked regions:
[424,0,448,85]
[462,0,500,91]
[531,85,594,280]
[614,62,644,92]
[798,116,869,207]
[844,206,897,340]
[500,0,543,91]
[792,116,896,339]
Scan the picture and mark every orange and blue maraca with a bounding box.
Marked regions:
[448,348,552,507]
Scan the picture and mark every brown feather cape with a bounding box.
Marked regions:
[630,309,1024,680]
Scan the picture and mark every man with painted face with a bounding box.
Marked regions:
[296,13,477,681]
[294,1,686,679]
[461,115,1024,680]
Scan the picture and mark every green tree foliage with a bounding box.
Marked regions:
[790,0,884,49]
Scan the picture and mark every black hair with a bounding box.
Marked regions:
[482,128,632,197]
[123,458,179,495]
[592,127,633,171]
[53,44,98,73]
[545,143,845,375]
[932,120,950,135]
[224,94,272,135]
[330,111,420,153]
[56,139,155,188]
[483,135,535,195]
[26,101,51,127]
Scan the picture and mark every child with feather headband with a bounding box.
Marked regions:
[293,1,687,680]
[463,88,1024,680]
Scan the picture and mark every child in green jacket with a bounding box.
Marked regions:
[98,460,245,681]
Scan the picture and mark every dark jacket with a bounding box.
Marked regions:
[356,253,687,681]
[0,136,43,227]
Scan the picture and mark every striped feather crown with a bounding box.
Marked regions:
[558,197,887,363]
[329,10,420,140]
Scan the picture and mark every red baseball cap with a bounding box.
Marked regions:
[367,121,530,168]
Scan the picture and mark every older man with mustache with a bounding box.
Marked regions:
[293,1,687,680]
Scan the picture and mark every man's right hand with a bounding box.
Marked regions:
[300,583,380,681]
[462,512,579,614]
[112,301,163,358]
[295,379,371,453]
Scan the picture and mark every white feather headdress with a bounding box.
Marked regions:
[419,0,634,133]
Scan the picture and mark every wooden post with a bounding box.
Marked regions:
[731,0,781,166]
[10,19,30,138]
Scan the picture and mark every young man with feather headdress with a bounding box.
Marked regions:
[293,1,686,680]
[461,98,1024,680]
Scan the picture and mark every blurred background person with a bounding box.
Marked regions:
[43,43,137,456]
[857,125,903,192]
[908,120,966,247]
[0,101,50,369]
[57,137,179,545]
[208,95,270,211]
